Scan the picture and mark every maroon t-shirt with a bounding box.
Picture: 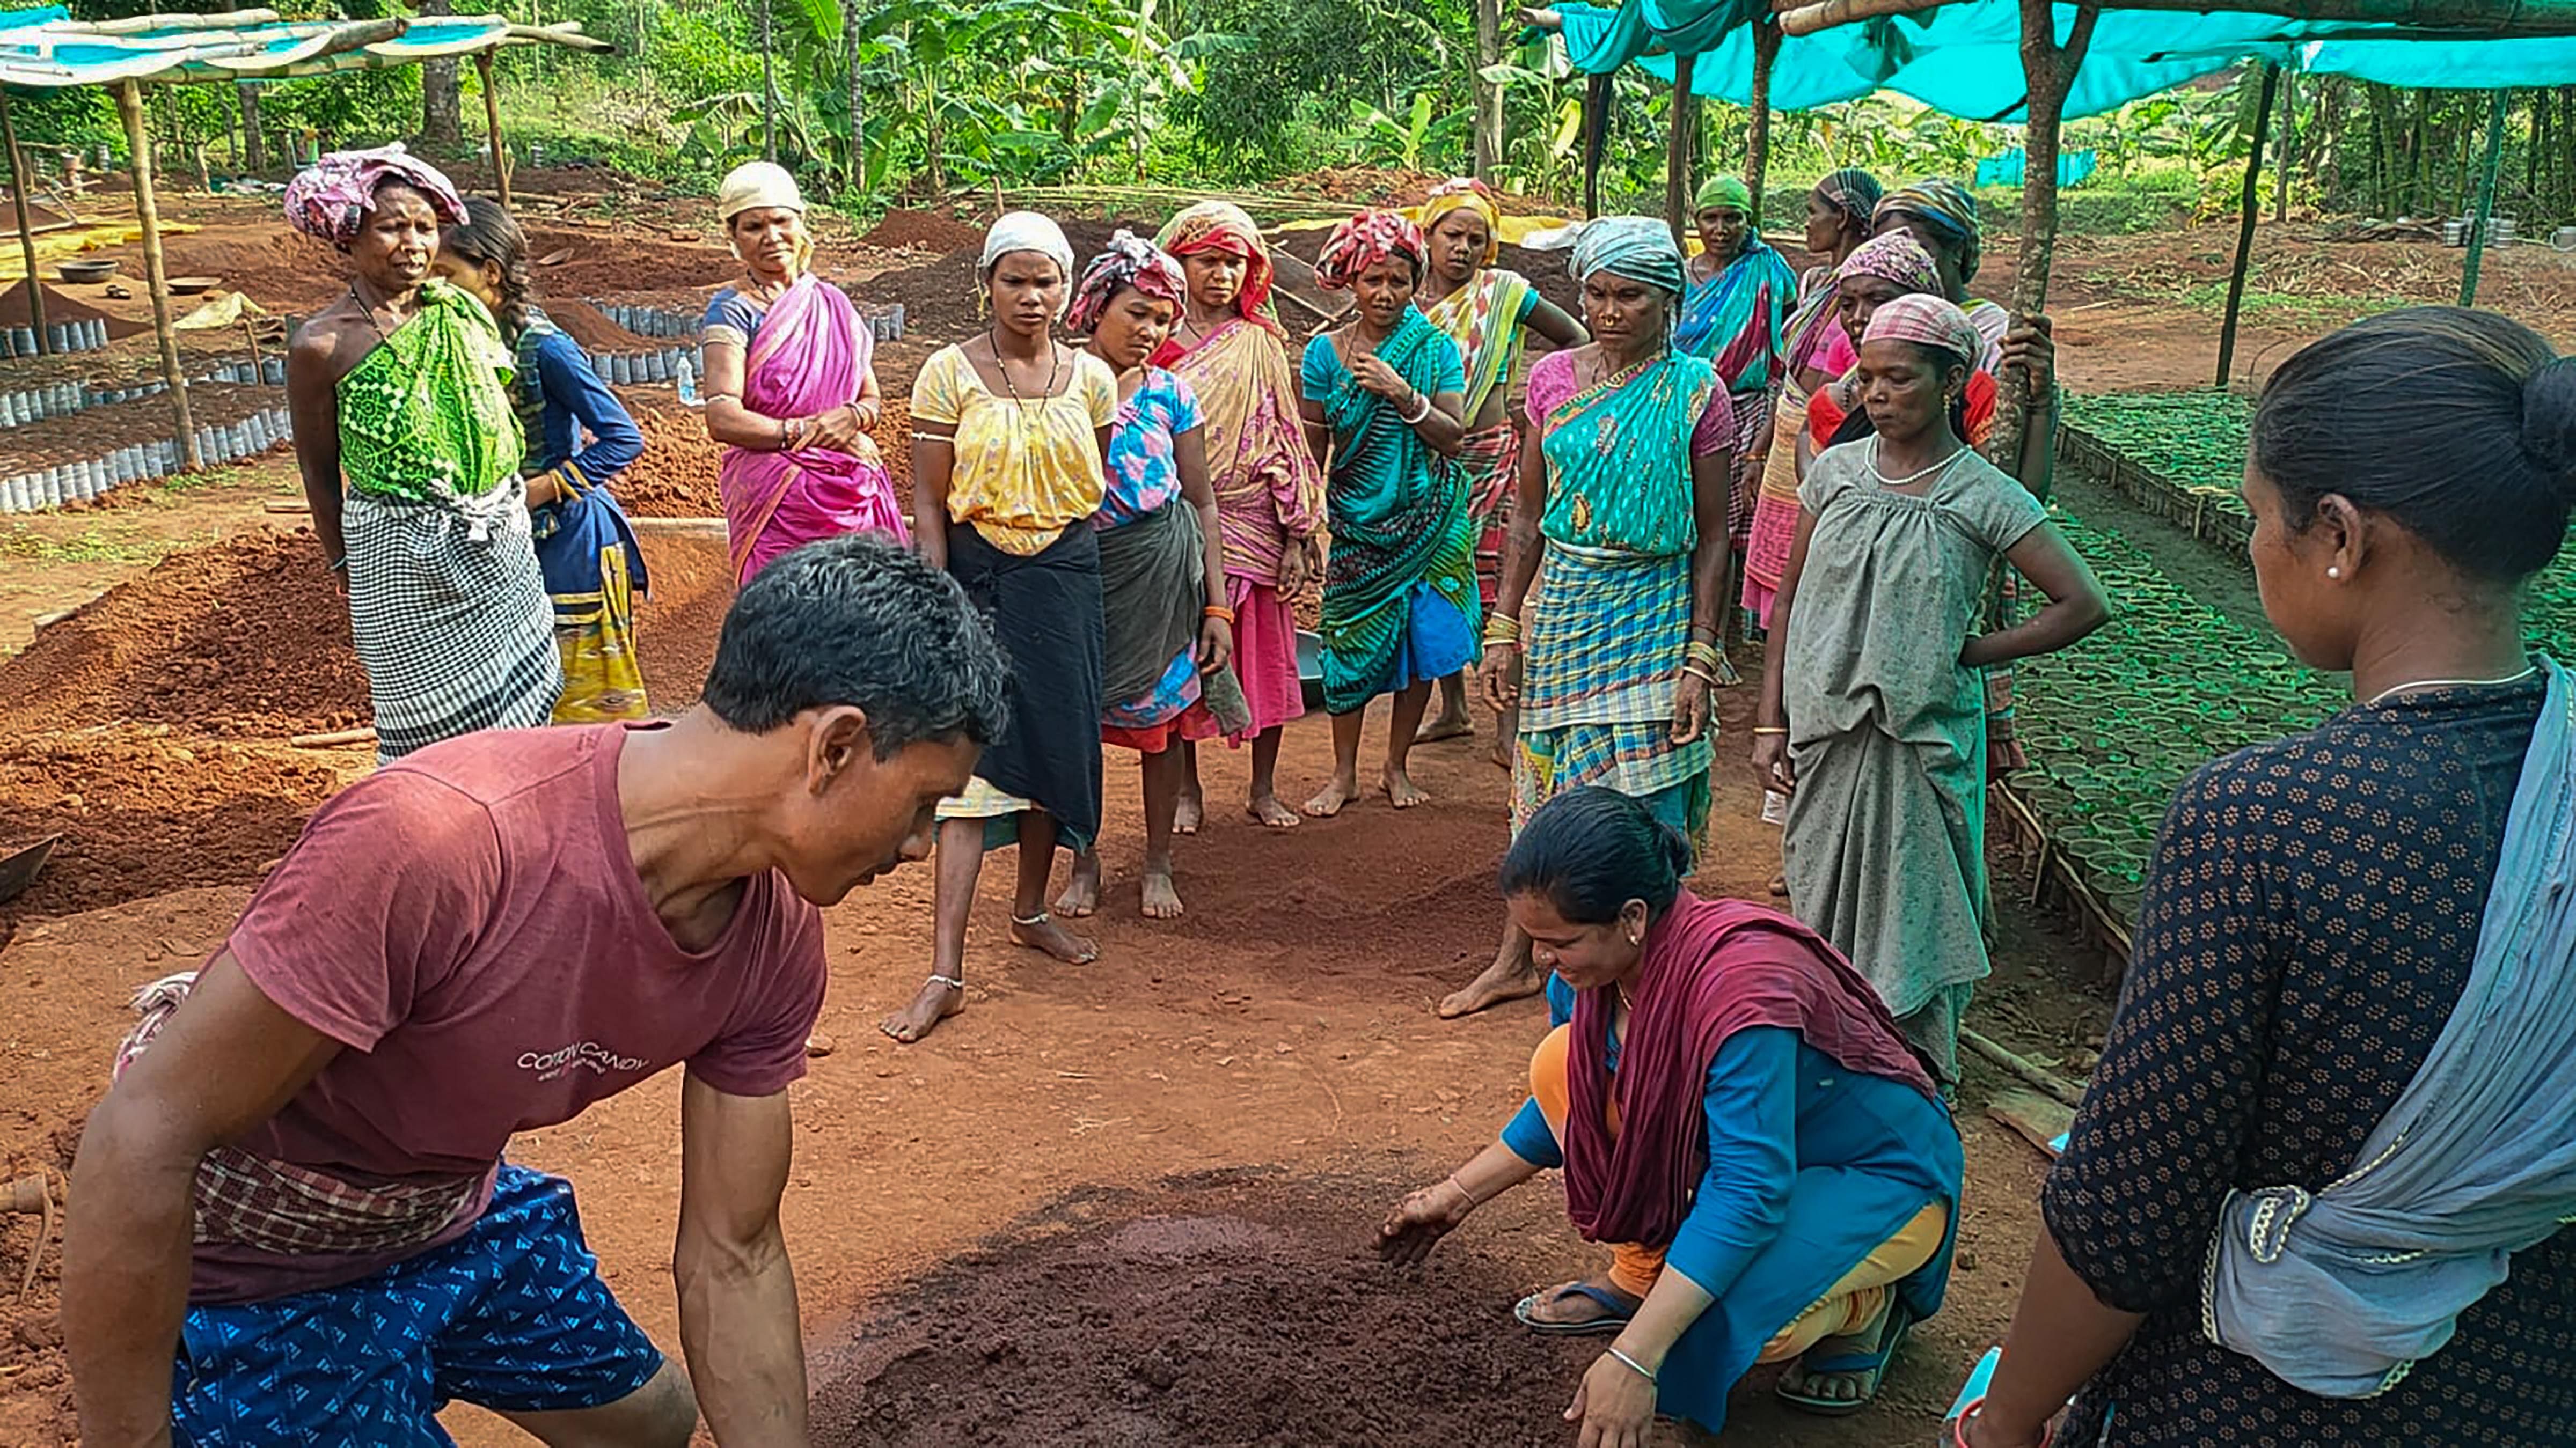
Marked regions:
[191,723,826,1304]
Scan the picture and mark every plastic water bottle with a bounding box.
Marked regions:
[675,355,699,407]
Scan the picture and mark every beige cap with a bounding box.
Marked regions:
[716,160,803,222]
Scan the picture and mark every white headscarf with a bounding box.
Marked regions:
[717,161,803,222]
[982,210,1076,316]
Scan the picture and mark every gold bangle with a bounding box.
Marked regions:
[1752,726,1788,736]
[1679,663,1719,685]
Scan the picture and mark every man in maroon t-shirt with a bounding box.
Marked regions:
[63,536,1009,1447]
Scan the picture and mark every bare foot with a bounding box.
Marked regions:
[1140,866,1185,920]
[1010,912,1099,964]
[1055,853,1101,919]
[880,977,963,1043]
[1248,793,1302,829]
[1489,738,1511,772]
[1173,790,1204,836]
[1438,953,1543,1019]
[1414,710,1473,744]
[1382,766,1430,809]
[1304,776,1362,818]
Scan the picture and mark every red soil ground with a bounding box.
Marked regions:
[0,525,2061,1445]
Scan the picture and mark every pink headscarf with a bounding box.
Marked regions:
[1314,209,1426,290]
[1067,230,1188,335]
[284,144,466,251]
[1861,291,1985,369]
[1835,229,1943,295]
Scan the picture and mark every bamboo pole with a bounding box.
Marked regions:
[2460,87,2509,305]
[115,79,200,471]
[2216,62,2280,388]
[1776,0,2576,38]
[475,50,509,207]
[1982,0,2100,502]
[2274,67,2296,222]
[1664,50,1697,252]
[1473,0,1504,181]
[0,87,47,354]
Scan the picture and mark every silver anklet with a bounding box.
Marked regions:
[927,974,963,989]
[1011,911,1051,927]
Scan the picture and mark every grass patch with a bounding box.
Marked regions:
[0,525,200,565]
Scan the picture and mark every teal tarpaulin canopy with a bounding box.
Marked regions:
[1552,1,2576,119]
[0,5,610,90]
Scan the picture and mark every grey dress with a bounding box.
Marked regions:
[1779,440,2046,1072]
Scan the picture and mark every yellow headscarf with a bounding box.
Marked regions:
[1413,178,1502,268]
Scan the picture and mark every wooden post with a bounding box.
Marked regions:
[1473,0,1505,181]
[2460,87,2509,306]
[115,79,200,471]
[2274,67,2296,222]
[1664,51,1697,252]
[1581,72,1611,219]
[238,80,264,172]
[760,0,778,165]
[1745,16,1782,221]
[1982,0,2101,499]
[2216,62,2279,388]
[0,87,48,355]
[475,51,510,207]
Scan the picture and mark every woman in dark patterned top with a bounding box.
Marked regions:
[1961,306,2576,1448]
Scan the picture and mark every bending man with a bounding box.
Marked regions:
[64,535,1008,1447]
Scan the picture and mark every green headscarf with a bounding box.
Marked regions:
[1693,175,1753,215]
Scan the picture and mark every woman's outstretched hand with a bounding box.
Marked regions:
[1376,1180,1474,1266]
[1565,1351,1658,1448]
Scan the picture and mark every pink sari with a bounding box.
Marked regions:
[720,272,908,583]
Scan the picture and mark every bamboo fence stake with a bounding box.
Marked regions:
[0,89,48,353]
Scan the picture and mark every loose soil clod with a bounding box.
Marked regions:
[809,1170,1592,1448]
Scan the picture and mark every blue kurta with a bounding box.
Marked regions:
[514,316,649,605]
[1500,974,1963,1434]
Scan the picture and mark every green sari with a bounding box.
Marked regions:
[1301,307,1481,714]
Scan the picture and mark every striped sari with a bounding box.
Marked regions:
[1512,348,1725,853]
[1421,268,1537,608]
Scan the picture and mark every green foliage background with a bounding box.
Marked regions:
[6,0,2573,234]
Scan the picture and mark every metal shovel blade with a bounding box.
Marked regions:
[0,834,62,905]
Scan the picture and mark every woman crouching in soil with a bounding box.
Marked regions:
[435,196,652,722]
[285,145,558,762]
[884,211,1117,1045]
[1055,233,1244,922]
[1381,787,1963,1437]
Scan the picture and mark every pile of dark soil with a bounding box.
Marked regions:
[526,227,736,299]
[865,218,1158,351]
[808,1168,1592,1447]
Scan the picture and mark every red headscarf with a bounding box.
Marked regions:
[1562,892,1940,1248]
[1314,208,1426,290]
[1155,200,1280,332]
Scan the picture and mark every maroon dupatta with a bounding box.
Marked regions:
[1562,892,1939,1247]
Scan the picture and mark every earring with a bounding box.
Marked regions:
[2327,566,2343,579]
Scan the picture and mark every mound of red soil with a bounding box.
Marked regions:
[0,280,151,340]
[546,298,657,354]
[155,229,348,314]
[632,529,731,709]
[1273,166,1560,216]
[615,392,914,520]
[616,391,724,517]
[809,1168,1592,1447]
[859,208,983,254]
[526,227,736,298]
[866,218,1160,351]
[0,532,367,740]
[0,731,342,921]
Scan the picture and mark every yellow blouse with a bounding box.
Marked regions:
[911,344,1116,555]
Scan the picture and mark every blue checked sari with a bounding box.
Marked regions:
[1514,350,1723,852]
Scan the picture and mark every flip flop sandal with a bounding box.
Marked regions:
[1512,1281,1639,1337]
[1775,1300,1913,1417]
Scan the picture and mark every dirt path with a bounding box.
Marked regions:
[0,602,2070,1446]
